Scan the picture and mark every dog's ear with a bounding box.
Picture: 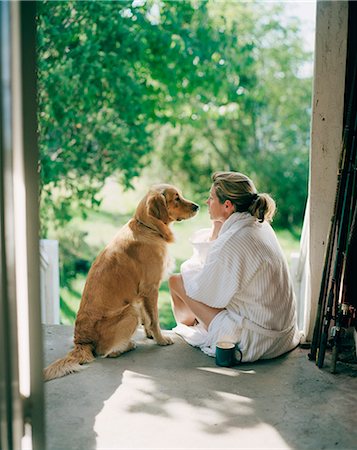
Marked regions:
[147,192,170,224]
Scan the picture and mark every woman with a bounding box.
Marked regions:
[169,171,301,361]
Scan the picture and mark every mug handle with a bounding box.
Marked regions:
[234,344,243,365]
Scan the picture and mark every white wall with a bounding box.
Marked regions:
[306,0,348,340]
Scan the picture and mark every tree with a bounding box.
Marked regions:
[149,1,312,228]
[37,0,312,232]
[38,0,159,231]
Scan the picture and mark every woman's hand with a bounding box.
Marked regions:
[209,220,223,240]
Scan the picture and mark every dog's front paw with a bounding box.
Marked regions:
[156,335,174,346]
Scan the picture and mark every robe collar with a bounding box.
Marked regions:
[218,211,255,237]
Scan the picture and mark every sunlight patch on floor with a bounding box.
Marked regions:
[197,366,256,377]
[94,369,291,449]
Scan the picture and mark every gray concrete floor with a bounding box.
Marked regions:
[43,325,357,450]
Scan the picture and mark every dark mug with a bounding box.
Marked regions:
[215,341,243,367]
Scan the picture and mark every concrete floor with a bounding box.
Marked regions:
[43,325,357,450]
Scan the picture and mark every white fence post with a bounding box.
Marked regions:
[289,201,311,342]
[39,239,60,324]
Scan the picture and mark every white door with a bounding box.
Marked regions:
[0,2,45,449]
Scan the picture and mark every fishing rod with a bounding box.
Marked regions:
[309,58,357,362]
[317,102,357,369]
[329,155,357,372]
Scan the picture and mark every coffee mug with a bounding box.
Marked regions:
[215,341,243,367]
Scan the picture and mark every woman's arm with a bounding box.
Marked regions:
[209,221,223,240]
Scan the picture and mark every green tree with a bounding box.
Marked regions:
[38,0,312,232]
[149,1,312,228]
[38,0,158,232]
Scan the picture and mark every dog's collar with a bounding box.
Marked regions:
[135,217,164,238]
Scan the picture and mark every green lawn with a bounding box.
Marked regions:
[59,180,301,329]
[60,218,301,329]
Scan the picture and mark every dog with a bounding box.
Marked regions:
[44,184,199,381]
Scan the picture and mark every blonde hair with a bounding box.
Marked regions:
[212,171,276,222]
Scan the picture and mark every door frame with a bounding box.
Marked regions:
[0,2,45,449]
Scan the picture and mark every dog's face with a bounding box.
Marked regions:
[147,184,199,223]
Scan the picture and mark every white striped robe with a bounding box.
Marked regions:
[174,212,301,361]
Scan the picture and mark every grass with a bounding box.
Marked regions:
[60,276,85,325]
[59,179,301,329]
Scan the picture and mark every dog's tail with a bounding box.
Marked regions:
[43,343,95,381]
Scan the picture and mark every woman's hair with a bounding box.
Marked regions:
[212,171,276,222]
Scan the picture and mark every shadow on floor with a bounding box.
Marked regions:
[44,325,357,450]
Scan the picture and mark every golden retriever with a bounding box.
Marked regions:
[44,184,199,381]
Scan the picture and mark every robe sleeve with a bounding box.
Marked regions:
[180,228,212,276]
[181,239,245,308]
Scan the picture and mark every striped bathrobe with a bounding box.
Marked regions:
[173,212,301,361]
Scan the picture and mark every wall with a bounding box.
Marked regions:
[306,0,348,340]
